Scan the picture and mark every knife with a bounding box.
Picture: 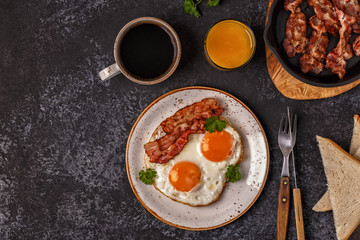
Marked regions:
[291,150,305,240]
[288,109,305,240]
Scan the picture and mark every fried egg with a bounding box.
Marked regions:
[145,122,244,206]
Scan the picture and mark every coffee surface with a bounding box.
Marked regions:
[120,24,175,79]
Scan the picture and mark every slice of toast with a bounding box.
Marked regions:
[313,115,360,212]
[317,136,360,240]
[355,148,360,159]
[350,115,360,156]
[312,190,332,212]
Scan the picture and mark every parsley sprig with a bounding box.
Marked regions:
[204,116,226,133]
[207,0,221,7]
[139,169,157,185]
[183,0,221,18]
[225,164,242,183]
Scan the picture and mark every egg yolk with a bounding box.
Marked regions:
[169,161,201,192]
[201,130,233,162]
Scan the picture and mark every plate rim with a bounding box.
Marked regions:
[125,86,270,230]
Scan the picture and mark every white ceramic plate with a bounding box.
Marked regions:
[126,87,269,230]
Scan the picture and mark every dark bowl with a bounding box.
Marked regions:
[263,0,360,88]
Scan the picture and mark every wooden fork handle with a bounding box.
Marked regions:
[293,188,305,240]
[277,176,290,240]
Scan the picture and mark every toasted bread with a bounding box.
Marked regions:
[312,190,332,212]
[350,115,360,156]
[313,115,360,212]
[355,148,360,159]
[317,136,360,240]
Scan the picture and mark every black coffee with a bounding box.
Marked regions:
[119,24,175,79]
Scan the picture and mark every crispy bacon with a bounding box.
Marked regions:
[344,42,353,60]
[284,0,303,13]
[160,98,223,134]
[156,130,194,164]
[353,24,360,33]
[157,134,177,151]
[333,0,360,33]
[308,0,340,36]
[326,8,357,79]
[144,98,223,164]
[144,141,162,162]
[300,16,329,74]
[283,12,308,57]
[353,36,360,56]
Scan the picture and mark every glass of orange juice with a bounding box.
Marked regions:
[204,20,256,70]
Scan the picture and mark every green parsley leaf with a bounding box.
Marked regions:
[207,0,220,7]
[225,164,242,183]
[183,0,202,18]
[204,116,226,133]
[139,169,157,185]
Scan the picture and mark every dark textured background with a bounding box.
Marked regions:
[0,0,359,239]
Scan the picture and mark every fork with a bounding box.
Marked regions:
[276,108,297,240]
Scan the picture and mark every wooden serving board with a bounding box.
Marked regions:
[265,0,360,100]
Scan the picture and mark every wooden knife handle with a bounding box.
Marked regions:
[277,176,290,240]
[293,188,305,240]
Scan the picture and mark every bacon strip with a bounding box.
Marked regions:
[284,0,303,13]
[155,129,194,164]
[353,36,360,56]
[308,0,340,36]
[300,16,329,74]
[283,12,308,57]
[333,0,360,33]
[144,98,223,164]
[160,98,222,134]
[326,8,357,79]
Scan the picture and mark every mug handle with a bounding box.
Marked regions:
[99,63,121,81]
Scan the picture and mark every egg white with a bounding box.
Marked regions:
[145,124,243,206]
